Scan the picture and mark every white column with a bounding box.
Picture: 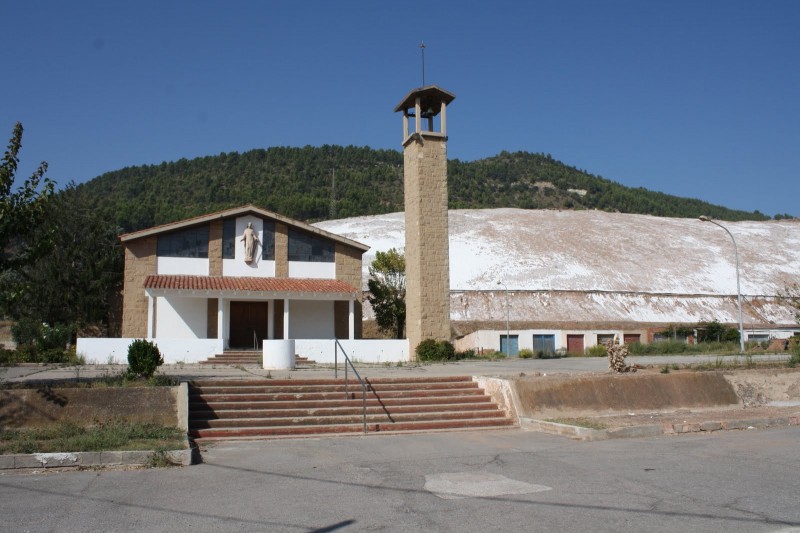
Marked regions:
[268,300,275,340]
[440,101,447,136]
[414,96,421,134]
[217,296,224,351]
[283,298,290,339]
[147,294,155,338]
[348,299,355,340]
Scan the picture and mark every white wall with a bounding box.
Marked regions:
[288,261,336,279]
[223,258,275,277]
[157,257,208,275]
[156,296,207,339]
[76,338,221,364]
[289,300,334,339]
[295,339,409,363]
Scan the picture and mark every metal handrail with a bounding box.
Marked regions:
[253,331,258,351]
[334,339,368,434]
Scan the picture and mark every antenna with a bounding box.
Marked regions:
[420,41,426,86]
[330,168,336,220]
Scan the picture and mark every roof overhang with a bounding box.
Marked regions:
[144,275,359,301]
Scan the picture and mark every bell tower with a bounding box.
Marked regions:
[394,85,455,354]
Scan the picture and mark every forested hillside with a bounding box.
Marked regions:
[74,146,770,232]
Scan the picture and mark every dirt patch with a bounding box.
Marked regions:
[722,368,800,407]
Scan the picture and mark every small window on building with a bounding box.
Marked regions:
[222,219,236,259]
[597,334,615,345]
[288,228,334,263]
[157,225,209,258]
[262,220,275,261]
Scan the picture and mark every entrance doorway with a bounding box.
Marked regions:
[566,334,585,355]
[229,301,269,349]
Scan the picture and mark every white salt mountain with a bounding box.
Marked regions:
[316,209,800,328]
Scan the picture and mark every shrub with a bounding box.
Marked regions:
[416,339,455,362]
[518,348,534,359]
[586,344,608,357]
[127,339,163,378]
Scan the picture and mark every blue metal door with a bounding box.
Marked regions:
[532,334,555,357]
[500,335,519,357]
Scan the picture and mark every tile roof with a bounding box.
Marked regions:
[144,275,359,296]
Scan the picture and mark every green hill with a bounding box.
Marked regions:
[74,146,769,232]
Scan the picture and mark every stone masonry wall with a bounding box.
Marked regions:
[208,219,222,276]
[335,244,364,338]
[275,222,288,277]
[403,135,451,355]
[121,236,157,338]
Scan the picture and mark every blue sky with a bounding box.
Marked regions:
[2,1,798,217]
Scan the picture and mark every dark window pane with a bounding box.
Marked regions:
[157,225,209,258]
[288,228,334,263]
[262,220,275,260]
[222,220,236,259]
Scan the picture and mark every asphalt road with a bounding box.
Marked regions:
[2,427,799,532]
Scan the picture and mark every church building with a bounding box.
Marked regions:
[119,205,368,356]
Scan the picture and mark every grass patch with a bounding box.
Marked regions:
[544,417,607,430]
[0,419,185,455]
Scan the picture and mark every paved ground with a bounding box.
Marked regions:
[1,426,799,532]
[0,353,791,383]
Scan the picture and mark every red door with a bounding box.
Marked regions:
[567,334,584,355]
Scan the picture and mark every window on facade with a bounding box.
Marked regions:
[597,334,615,345]
[288,228,334,262]
[262,220,275,260]
[222,219,236,259]
[157,225,209,258]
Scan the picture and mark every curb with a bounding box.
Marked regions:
[0,440,193,471]
[520,415,800,441]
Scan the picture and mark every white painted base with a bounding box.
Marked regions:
[263,339,296,370]
[295,339,409,364]
[76,338,222,364]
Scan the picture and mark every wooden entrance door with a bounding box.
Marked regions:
[229,302,269,349]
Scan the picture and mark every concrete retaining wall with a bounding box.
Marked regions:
[510,372,741,419]
[0,386,182,430]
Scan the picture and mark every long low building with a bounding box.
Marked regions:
[316,208,800,354]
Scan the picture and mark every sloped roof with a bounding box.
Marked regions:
[119,204,369,252]
[144,275,359,298]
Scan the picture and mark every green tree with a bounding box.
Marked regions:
[0,122,55,271]
[0,185,123,332]
[366,248,406,339]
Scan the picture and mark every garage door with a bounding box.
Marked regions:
[567,334,584,355]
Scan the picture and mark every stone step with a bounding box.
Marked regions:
[190,395,495,411]
[190,401,500,421]
[189,381,479,395]
[190,418,515,439]
[191,410,508,429]
[189,388,487,403]
[188,376,473,387]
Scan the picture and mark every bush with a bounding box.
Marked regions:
[12,319,75,351]
[586,344,608,357]
[416,339,456,362]
[127,339,163,378]
[518,348,534,359]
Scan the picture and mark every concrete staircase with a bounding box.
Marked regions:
[188,376,515,439]
[200,350,312,366]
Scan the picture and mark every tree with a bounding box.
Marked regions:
[366,248,406,339]
[1,122,55,271]
[0,185,123,333]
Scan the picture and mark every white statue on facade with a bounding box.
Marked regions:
[241,222,259,263]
